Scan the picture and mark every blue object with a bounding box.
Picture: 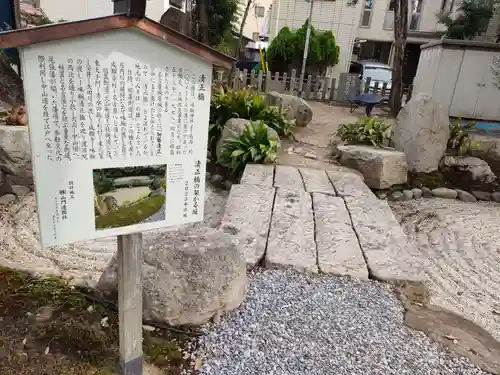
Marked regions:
[0,0,20,62]
[355,93,382,116]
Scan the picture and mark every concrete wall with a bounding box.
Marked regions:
[39,0,166,22]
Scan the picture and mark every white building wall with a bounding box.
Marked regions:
[238,0,274,39]
[39,0,166,23]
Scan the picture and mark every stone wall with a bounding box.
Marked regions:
[0,125,34,204]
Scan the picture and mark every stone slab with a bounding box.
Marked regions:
[240,164,275,187]
[312,193,368,279]
[266,188,317,273]
[274,165,304,190]
[220,184,275,268]
[326,171,376,200]
[299,168,336,194]
[344,196,423,283]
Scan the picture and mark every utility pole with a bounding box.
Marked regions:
[298,0,314,96]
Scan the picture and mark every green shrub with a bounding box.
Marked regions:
[337,116,390,147]
[259,106,296,137]
[218,120,278,174]
[448,119,478,155]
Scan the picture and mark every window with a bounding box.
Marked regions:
[252,32,260,41]
[255,6,265,18]
[360,0,373,27]
[389,0,395,11]
[169,0,183,9]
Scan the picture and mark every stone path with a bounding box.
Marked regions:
[221,164,422,284]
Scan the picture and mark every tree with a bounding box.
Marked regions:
[438,0,497,40]
[390,0,408,115]
[267,21,340,75]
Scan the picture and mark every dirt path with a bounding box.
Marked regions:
[278,102,394,171]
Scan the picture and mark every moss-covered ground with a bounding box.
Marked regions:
[0,267,188,375]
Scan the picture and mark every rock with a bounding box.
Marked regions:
[220,184,275,268]
[210,174,223,187]
[216,118,280,161]
[432,188,458,199]
[299,168,335,194]
[469,134,500,177]
[97,230,247,326]
[440,156,497,191]
[205,172,211,181]
[304,152,317,160]
[313,193,368,279]
[274,165,304,190]
[456,189,477,202]
[266,92,313,127]
[492,192,500,202]
[388,191,403,201]
[0,125,32,177]
[472,190,492,201]
[293,147,305,155]
[376,191,387,200]
[411,188,423,199]
[337,145,408,189]
[393,93,450,173]
[421,187,433,198]
[327,171,375,201]
[223,180,233,191]
[0,194,15,205]
[266,188,317,273]
[239,164,274,187]
[402,190,413,201]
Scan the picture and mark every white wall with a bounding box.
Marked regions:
[39,0,166,23]
[238,0,274,39]
[269,0,362,81]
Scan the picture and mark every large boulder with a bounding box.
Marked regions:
[393,93,450,173]
[97,230,247,326]
[440,155,497,192]
[337,145,408,189]
[0,125,32,177]
[265,91,313,127]
[216,118,280,161]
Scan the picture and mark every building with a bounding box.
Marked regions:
[268,0,500,84]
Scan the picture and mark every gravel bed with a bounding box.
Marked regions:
[191,269,488,375]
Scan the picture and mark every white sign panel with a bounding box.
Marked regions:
[21,29,211,247]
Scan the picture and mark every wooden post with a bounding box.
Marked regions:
[118,233,143,375]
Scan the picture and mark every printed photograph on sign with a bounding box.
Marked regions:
[93,164,167,230]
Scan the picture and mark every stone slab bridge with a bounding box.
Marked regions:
[220,164,423,284]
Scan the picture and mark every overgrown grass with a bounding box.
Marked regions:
[95,195,165,230]
[0,267,188,375]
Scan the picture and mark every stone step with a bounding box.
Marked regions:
[344,196,423,283]
[266,188,317,273]
[274,165,304,190]
[240,164,274,187]
[327,171,376,200]
[220,184,275,268]
[299,168,336,194]
[312,193,368,279]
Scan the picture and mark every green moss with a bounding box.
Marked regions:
[95,195,165,230]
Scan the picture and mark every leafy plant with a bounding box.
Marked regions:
[337,116,391,147]
[218,120,278,173]
[259,106,296,137]
[448,119,478,155]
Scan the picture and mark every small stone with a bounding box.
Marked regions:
[142,325,156,332]
[376,191,387,200]
[0,194,15,205]
[432,188,457,199]
[491,192,500,203]
[12,185,30,196]
[100,316,109,328]
[421,187,433,198]
[210,174,223,187]
[304,152,317,160]
[223,180,233,191]
[293,147,304,155]
[401,190,413,201]
[411,188,422,199]
[286,146,294,154]
[205,172,211,181]
[456,190,477,203]
[388,191,403,201]
[471,190,491,201]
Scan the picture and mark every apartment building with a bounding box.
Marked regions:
[269,0,500,84]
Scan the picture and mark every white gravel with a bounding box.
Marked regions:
[192,269,489,375]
